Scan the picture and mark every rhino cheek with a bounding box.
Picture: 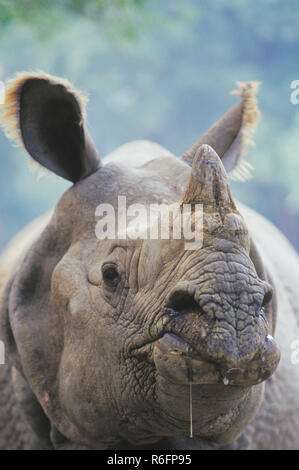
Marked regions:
[56,292,126,446]
[58,339,119,444]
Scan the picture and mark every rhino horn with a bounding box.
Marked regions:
[180,144,237,215]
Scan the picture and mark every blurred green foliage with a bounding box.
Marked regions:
[0,0,154,40]
[0,0,299,250]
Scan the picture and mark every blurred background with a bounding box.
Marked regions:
[0,0,298,250]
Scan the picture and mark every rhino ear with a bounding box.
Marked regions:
[1,72,100,182]
[181,82,261,181]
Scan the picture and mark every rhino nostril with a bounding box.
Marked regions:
[167,290,199,315]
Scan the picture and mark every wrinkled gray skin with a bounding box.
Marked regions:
[0,75,299,450]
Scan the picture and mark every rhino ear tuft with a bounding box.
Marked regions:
[228,81,261,181]
[182,81,261,182]
[0,71,100,182]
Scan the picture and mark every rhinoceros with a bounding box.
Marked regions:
[0,72,299,450]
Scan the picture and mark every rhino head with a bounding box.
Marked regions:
[0,73,280,449]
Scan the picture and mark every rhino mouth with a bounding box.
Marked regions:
[131,313,280,388]
[152,332,279,387]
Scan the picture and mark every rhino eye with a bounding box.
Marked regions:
[102,265,120,288]
[262,288,273,307]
